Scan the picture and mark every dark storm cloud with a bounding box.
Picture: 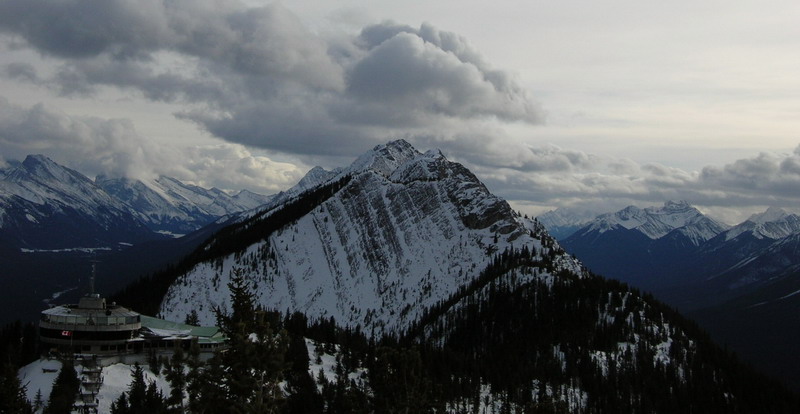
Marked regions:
[0,0,166,59]
[4,62,38,82]
[0,97,155,178]
[0,1,541,157]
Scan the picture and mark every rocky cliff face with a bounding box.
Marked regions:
[159,140,582,333]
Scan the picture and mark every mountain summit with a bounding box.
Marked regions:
[578,200,728,244]
[159,140,581,333]
[561,201,729,291]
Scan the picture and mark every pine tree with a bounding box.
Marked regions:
[44,361,78,414]
[165,346,186,411]
[188,353,227,414]
[111,391,129,414]
[0,363,32,414]
[148,349,161,375]
[127,363,147,412]
[113,363,168,414]
[284,335,323,414]
[185,339,204,413]
[32,388,44,413]
[369,347,433,414]
[143,380,167,414]
[214,267,288,413]
[185,310,200,326]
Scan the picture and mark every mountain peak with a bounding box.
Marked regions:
[584,201,724,241]
[747,206,788,224]
[158,140,581,333]
[348,139,421,176]
[662,200,691,211]
[21,154,69,178]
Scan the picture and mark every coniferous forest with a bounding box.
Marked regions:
[4,244,800,413]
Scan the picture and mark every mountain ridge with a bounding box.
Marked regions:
[0,154,271,249]
[157,140,580,334]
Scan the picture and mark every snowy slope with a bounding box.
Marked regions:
[159,140,583,334]
[18,359,173,414]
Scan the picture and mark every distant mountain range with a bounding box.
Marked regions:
[0,154,271,325]
[0,154,271,250]
[548,202,800,308]
[540,201,800,390]
[535,207,600,240]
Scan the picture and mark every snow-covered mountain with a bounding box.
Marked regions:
[0,155,157,249]
[560,201,729,291]
[574,200,728,244]
[563,203,800,296]
[687,207,800,287]
[43,140,797,411]
[96,175,271,235]
[0,154,271,250]
[536,207,601,240]
[158,140,583,334]
[717,207,800,242]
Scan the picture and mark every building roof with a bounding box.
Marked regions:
[139,315,225,344]
[42,303,140,319]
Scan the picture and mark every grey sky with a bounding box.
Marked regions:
[1,0,798,223]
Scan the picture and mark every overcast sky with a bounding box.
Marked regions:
[1,0,799,223]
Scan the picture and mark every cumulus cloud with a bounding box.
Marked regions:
[698,147,800,199]
[0,0,541,158]
[0,99,304,193]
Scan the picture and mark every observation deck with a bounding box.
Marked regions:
[39,294,142,354]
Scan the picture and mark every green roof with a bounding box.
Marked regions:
[140,315,226,343]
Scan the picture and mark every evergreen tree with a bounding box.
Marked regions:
[32,389,44,413]
[0,363,32,414]
[369,347,433,414]
[111,391,129,414]
[165,346,186,411]
[44,361,78,414]
[284,335,323,414]
[185,310,200,326]
[148,349,161,375]
[144,381,167,414]
[127,363,147,412]
[189,353,227,414]
[213,268,288,413]
[112,363,168,414]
